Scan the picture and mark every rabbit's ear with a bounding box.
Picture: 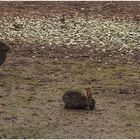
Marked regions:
[87,92,92,98]
[85,88,92,98]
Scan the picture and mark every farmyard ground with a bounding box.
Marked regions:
[0,2,140,138]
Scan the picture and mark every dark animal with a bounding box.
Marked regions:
[62,88,96,110]
[0,41,9,66]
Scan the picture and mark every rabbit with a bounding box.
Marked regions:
[62,88,95,110]
[0,41,10,66]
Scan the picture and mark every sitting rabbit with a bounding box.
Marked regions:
[62,88,95,110]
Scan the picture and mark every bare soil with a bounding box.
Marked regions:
[0,2,140,139]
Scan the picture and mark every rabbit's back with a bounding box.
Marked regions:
[62,90,87,109]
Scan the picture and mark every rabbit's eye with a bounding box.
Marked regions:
[90,100,95,104]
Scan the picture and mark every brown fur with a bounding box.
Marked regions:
[62,88,96,110]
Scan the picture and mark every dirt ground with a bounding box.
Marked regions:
[0,2,140,139]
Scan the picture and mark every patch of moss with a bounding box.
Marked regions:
[9,127,44,139]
